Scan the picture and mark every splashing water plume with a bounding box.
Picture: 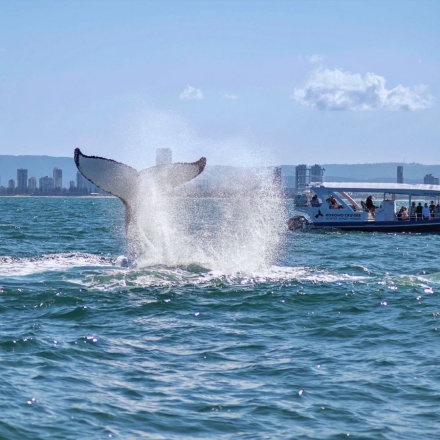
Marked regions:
[131,163,286,274]
[114,104,286,274]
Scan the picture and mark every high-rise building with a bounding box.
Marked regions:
[295,164,307,193]
[53,168,62,189]
[310,164,324,183]
[295,164,325,193]
[28,176,37,191]
[397,166,403,183]
[156,148,172,165]
[17,168,28,193]
[424,174,439,185]
[39,176,54,192]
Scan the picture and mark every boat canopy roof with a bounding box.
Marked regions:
[309,182,440,197]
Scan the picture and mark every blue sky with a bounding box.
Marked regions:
[1,0,439,168]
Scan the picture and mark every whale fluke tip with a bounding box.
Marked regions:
[198,157,207,172]
[74,148,82,166]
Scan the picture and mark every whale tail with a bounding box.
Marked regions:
[74,148,206,203]
[74,148,206,260]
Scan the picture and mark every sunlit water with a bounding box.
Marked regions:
[1,197,439,439]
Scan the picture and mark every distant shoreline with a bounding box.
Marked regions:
[0,195,116,199]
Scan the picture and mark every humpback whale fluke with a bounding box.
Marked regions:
[74,148,206,261]
[74,148,206,202]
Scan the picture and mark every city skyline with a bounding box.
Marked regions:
[1,147,176,191]
[2,160,440,198]
[0,1,439,168]
[1,166,101,195]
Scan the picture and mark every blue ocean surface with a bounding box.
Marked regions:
[1,197,439,439]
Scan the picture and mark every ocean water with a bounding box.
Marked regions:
[1,196,440,439]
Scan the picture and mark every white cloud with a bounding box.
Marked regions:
[291,68,432,111]
[307,54,324,64]
[223,92,238,100]
[179,85,204,101]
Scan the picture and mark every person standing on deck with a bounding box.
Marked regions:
[422,203,430,220]
[365,195,376,215]
[410,202,417,220]
[416,202,423,220]
[429,201,436,219]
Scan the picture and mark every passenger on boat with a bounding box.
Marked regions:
[311,194,321,207]
[422,203,430,220]
[397,206,408,220]
[436,203,440,219]
[429,201,436,219]
[416,202,423,220]
[365,195,376,214]
[410,202,417,220]
[401,207,409,220]
[328,196,339,209]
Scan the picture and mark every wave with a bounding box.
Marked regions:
[0,253,113,277]
[0,252,368,290]
[1,253,439,297]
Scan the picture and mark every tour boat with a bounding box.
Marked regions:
[288,182,440,233]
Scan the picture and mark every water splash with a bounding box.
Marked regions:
[129,166,286,273]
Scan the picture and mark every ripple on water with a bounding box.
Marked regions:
[1,198,440,438]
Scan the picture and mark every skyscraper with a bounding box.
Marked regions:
[424,174,439,185]
[39,176,54,192]
[310,164,324,183]
[17,168,28,193]
[397,166,403,183]
[28,176,37,191]
[53,168,62,189]
[295,164,308,193]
